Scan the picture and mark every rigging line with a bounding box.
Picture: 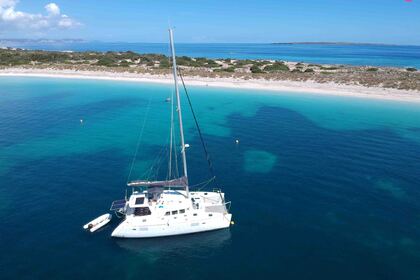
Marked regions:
[126,96,153,184]
[153,145,168,178]
[145,144,168,181]
[189,176,216,188]
[177,67,218,187]
[197,177,216,191]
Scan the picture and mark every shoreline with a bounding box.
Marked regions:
[1,68,420,102]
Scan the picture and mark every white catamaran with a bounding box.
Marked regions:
[109,29,232,238]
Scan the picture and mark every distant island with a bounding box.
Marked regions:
[0,48,419,100]
[0,38,87,45]
[271,42,409,46]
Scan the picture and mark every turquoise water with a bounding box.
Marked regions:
[1,77,420,279]
[4,42,420,68]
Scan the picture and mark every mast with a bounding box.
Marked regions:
[169,28,189,194]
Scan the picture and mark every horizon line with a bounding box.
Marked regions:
[1,38,420,47]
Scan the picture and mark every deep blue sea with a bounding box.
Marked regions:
[3,41,420,68]
[1,77,420,279]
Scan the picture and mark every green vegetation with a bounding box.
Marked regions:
[223,67,235,73]
[406,67,417,72]
[235,59,254,67]
[264,61,289,72]
[320,66,339,70]
[176,56,193,65]
[366,67,378,72]
[118,60,130,67]
[195,57,219,68]
[175,56,220,68]
[295,62,304,69]
[159,59,170,68]
[95,57,116,67]
[214,66,235,73]
[304,68,314,73]
[250,65,264,73]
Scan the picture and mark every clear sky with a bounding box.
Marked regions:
[1,0,419,44]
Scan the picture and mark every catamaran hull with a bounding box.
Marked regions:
[111,214,232,238]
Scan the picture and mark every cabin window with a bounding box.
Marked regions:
[135,197,144,205]
[165,212,170,216]
[134,207,151,216]
[193,213,197,216]
[172,210,178,215]
[209,214,213,217]
[180,209,185,214]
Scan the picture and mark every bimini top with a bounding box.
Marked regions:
[127,176,188,188]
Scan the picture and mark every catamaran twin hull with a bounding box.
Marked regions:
[106,29,232,239]
[111,190,232,238]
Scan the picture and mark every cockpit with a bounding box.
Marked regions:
[128,193,151,216]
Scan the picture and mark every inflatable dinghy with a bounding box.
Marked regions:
[83,214,112,232]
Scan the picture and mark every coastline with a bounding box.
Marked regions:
[1,68,420,102]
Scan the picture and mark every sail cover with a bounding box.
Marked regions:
[127,176,188,188]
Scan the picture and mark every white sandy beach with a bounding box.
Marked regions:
[1,68,420,102]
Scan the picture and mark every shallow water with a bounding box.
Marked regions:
[0,77,420,279]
